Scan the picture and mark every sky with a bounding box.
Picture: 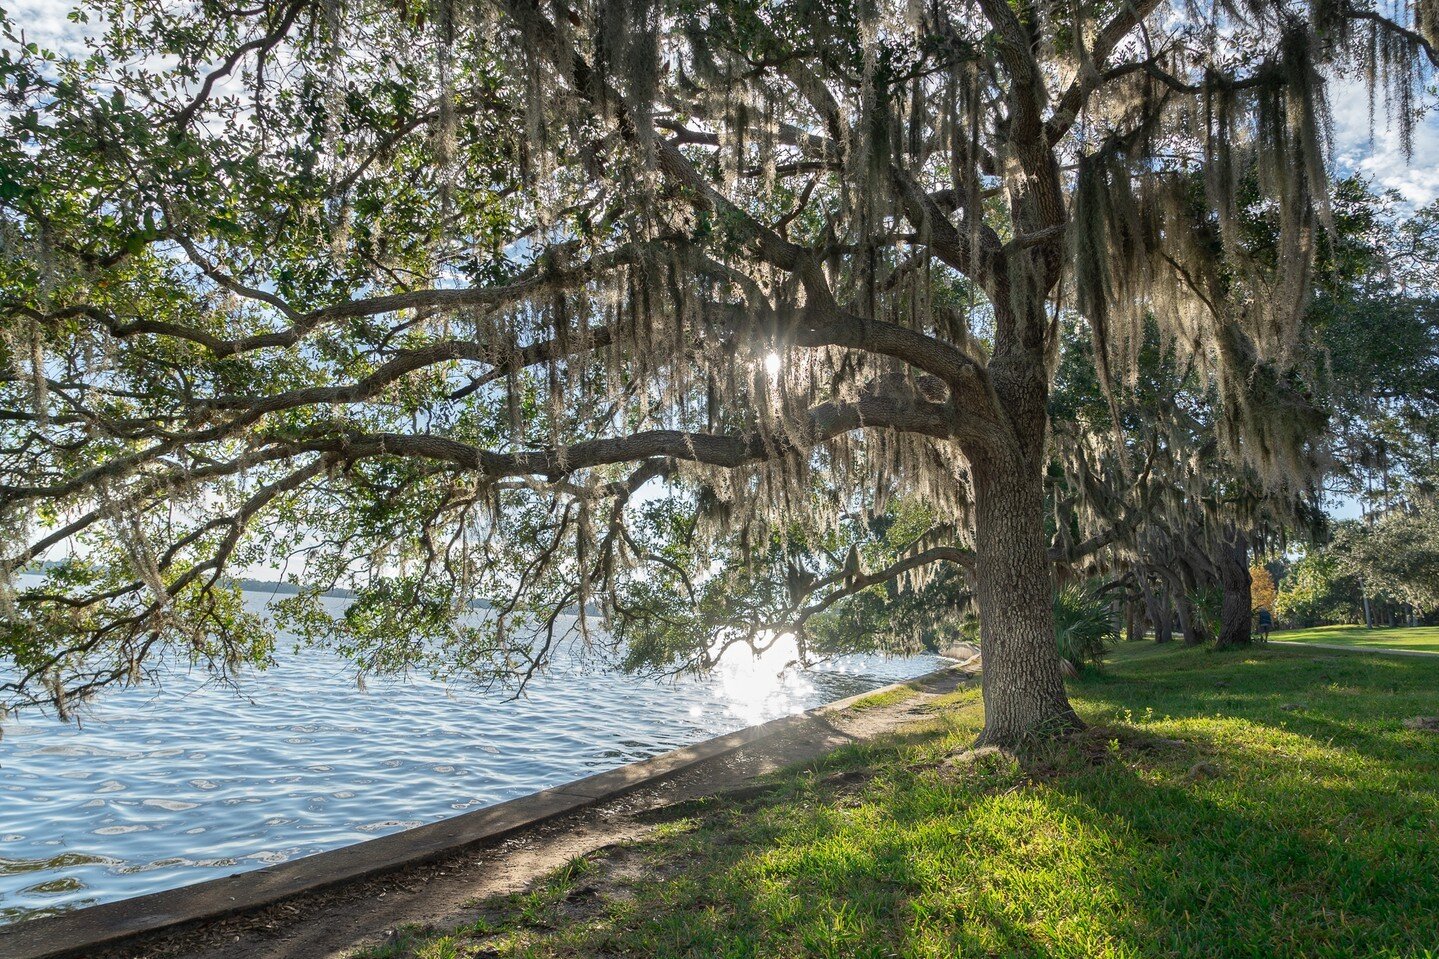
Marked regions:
[1329,79,1439,206]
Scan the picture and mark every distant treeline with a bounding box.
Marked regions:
[21,564,605,613]
[229,578,355,599]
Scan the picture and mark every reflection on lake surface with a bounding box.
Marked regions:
[0,590,944,925]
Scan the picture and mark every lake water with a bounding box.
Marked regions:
[0,590,944,925]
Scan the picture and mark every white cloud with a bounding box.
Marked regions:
[6,0,97,54]
[1330,78,1439,206]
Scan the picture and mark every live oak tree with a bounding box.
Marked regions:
[1,0,1435,743]
[1316,187,1439,517]
[1274,548,1359,623]
[1050,298,1333,650]
[1046,175,1439,650]
[1332,505,1439,619]
[1296,181,1439,625]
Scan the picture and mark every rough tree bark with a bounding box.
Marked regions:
[970,450,1082,746]
[1138,573,1173,644]
[965,296,1082,746]
[1215,528,1252,649]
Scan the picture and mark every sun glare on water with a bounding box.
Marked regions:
[710,631,813,725]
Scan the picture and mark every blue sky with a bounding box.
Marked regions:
[1329,79,1439,206]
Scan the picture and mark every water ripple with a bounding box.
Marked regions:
[0,591,943,924]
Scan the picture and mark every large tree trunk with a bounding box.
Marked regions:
[970,450,1082,747]
[962,276,1082,747]
[1215,528,1252,649]
[1125,596,1144,643]
[1138,573,1172,644]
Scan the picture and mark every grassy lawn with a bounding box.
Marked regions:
[1271,623,1439,653]
[359,644,1439,959]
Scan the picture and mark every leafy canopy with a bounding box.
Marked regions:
[1,0,1434,714]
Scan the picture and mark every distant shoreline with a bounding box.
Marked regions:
[22,563,360,601]
[231,578,358,599]
[22,565,605,613]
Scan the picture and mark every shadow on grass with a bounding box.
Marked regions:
[360,646,1439,959]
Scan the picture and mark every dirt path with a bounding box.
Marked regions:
[86,667,974,959]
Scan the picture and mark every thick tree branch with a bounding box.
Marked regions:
[278,393,956,478]
[1045,0,1167,145]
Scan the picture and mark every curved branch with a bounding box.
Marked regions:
[1045,0,1167,145]
[279,392,956,478]
[1345,7,1439,68]
[172,2,308,128]
[17,243,659,360]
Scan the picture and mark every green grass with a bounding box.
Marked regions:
[1271,623,1439,652]
[355,644,1439,958]
[847,685,914,710]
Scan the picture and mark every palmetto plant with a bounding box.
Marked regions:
[1190,585,1225,644]
[1054,583,1118,674]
